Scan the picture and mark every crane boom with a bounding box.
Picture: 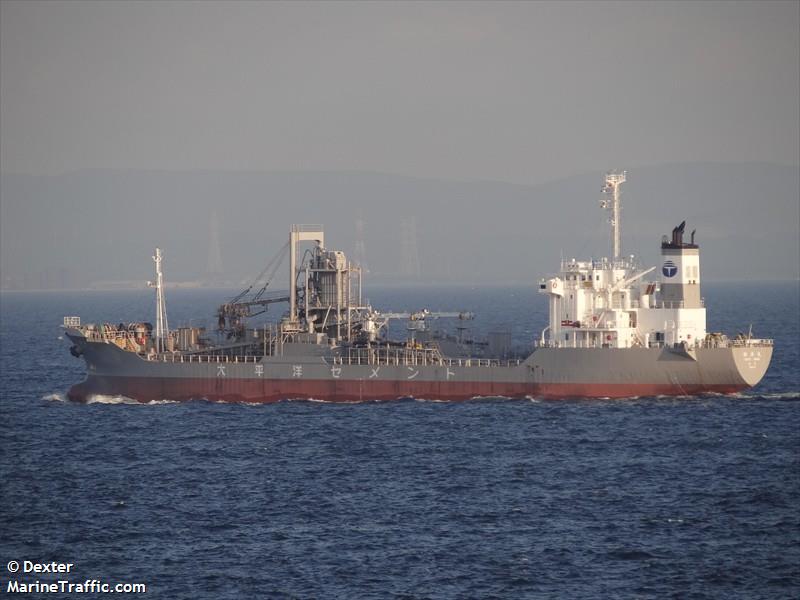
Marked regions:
[380,310,474,321]
[217,292,290,332]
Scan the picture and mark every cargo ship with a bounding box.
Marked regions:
[64,171,773,402]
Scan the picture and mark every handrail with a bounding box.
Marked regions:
[139,349,524,368]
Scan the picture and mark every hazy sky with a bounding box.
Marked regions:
[2,0,798,184]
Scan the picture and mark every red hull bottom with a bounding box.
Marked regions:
[67,376,748,403]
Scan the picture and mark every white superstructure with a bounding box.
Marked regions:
[539,172,707,350]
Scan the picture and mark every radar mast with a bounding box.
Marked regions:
[600,170,627,258]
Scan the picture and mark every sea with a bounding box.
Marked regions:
[1,282,798,599]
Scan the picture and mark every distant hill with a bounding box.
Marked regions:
[1,163,797,289]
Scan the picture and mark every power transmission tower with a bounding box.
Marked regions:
[207,210,223,278]
[354,212,369,273]
[399,216,421,279]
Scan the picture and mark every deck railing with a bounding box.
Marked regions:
[140,350,523,368]
[144,353,262,363]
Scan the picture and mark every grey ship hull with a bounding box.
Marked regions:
[66,333,772,403]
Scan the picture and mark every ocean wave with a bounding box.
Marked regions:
[726,391,800,400]
[301,397,343,403]
[44,391,800,407]
[86,394,140,405]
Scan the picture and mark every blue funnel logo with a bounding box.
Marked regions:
[662,260,678,278]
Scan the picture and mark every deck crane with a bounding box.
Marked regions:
[217,242,291,335]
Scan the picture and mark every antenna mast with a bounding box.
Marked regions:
[150,248,170,352]
[600,170,627,258]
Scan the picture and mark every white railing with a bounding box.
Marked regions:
[145,353,263,363]
[653,299,705,309]
[331,353,523,368]
[83,328,148,342]
[141,350,523,368]
[539,338,775,350]
[702,338,774,349]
